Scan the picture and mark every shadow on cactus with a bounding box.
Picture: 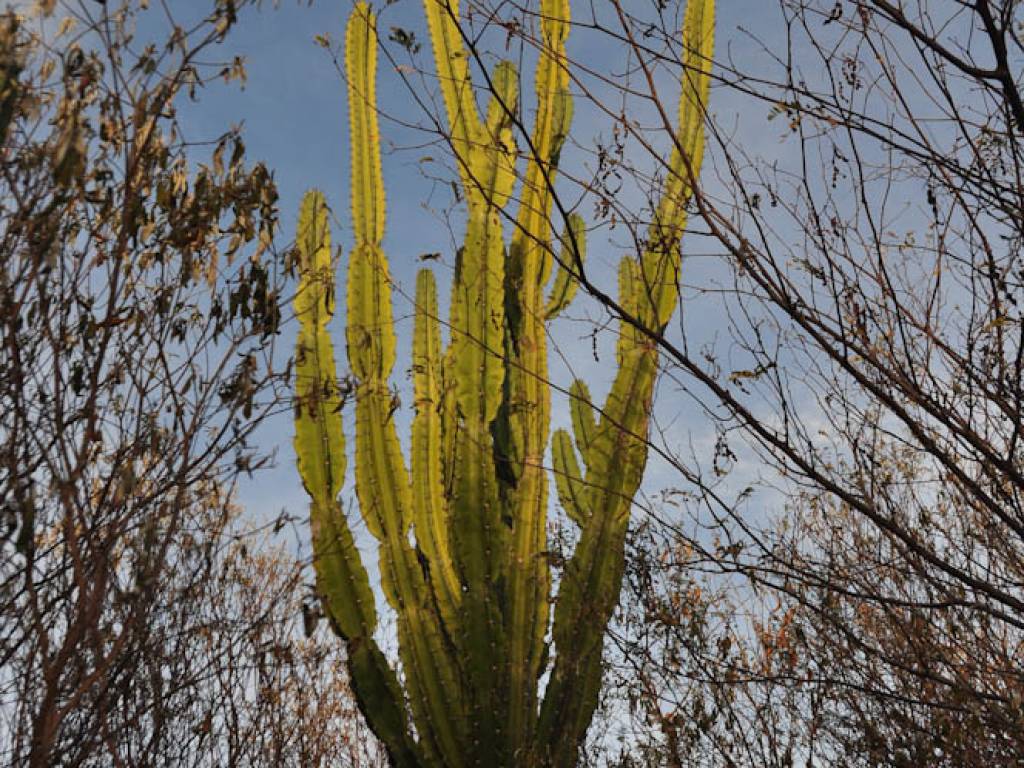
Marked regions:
[293,1,714,765]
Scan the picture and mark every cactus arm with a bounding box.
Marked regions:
[445,57,518,430]
[349,249,467,763]
[345,643,424,767]
[293,189,420,766]
[543,213,586,320]
[616,255,644,364]
[294,191,346,548]
[411,269,462,638]
[447,217,509,505]
[440,345,460,499]
[551,428,588,527]
[481,61,519,209]
[422,0,484,190]
[345,7,467,765]
[346,2,385,248]
[639,0,715,331]
[660,0,714,228]
[539,2,714,761]
[568,378,597,470]
[294,190,372,638]
[511,0,573,297]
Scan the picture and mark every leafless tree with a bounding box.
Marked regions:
[0,2,381,765]
[582,1,1024,763]
[375,0,1024,763]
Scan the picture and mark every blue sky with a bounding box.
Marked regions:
[165,0,792,535]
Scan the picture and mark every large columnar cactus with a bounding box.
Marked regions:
[293,1,714,765]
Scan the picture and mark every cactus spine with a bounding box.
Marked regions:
[293,1,714,765]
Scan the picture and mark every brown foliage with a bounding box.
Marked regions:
[0,2,378,765]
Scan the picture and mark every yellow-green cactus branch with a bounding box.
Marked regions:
[422,0,484,192]
[293,189,370,642]
[568,378,596,468]
[293,190,422,766]
[294,190,343,521]
[640,0,715,331]
[346,2,385,248]
[616,255,644,365]
[346,7,467,765]
[551,429,588,527]
[544,213,586,319]
[511,0,573,289]
[481,61,520,209]
[411,269,462,638]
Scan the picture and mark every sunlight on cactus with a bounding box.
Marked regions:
[293,1,714,764]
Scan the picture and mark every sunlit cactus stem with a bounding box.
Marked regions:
[293,0,715,764]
